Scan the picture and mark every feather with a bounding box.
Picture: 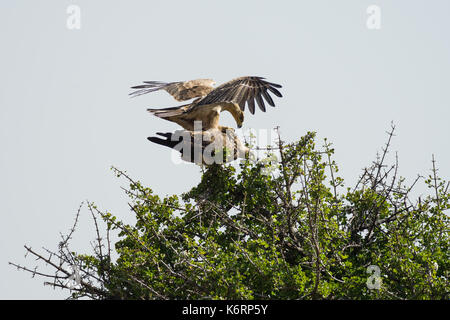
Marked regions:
[255,94,266,112]
[261,88,275,107]
[130,79,215,101]
[247,97,256,114]
[193,76,281,114]
[267,81,282,88]
[267,86,282,97]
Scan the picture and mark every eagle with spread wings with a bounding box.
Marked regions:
[130,76,282,131]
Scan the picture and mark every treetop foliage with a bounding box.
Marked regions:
[11,126,449,300]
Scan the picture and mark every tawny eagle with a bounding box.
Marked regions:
[147,128,250,165]
[130,76,282,131]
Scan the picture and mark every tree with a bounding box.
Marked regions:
[11,125,449,300]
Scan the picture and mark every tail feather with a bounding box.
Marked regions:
[147,105,187,118]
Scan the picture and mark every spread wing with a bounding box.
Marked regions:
[130,79,215,101]
[192,76,282,114]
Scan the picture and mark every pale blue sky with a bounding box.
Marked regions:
[1,0,449,299]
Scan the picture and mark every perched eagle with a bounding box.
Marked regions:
[130,76,282,131]
[147,128,250,165]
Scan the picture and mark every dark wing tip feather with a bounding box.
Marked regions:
[247,98,256,114]
[238,100,246,112]
[143,81,168,85]
[129,81,170,97]
[261,88,275,107]
[147,136,166,146]
[267,86,283,98]
[267,82,282,88]
[255,94,266,112]
[156,132,172,138]
[131,85,154,89]
[148,134,179,149]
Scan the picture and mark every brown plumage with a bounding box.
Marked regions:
[147,102,244,131]
[130,79,216,101]
[130,76,282,131]
[147,128,250,165]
